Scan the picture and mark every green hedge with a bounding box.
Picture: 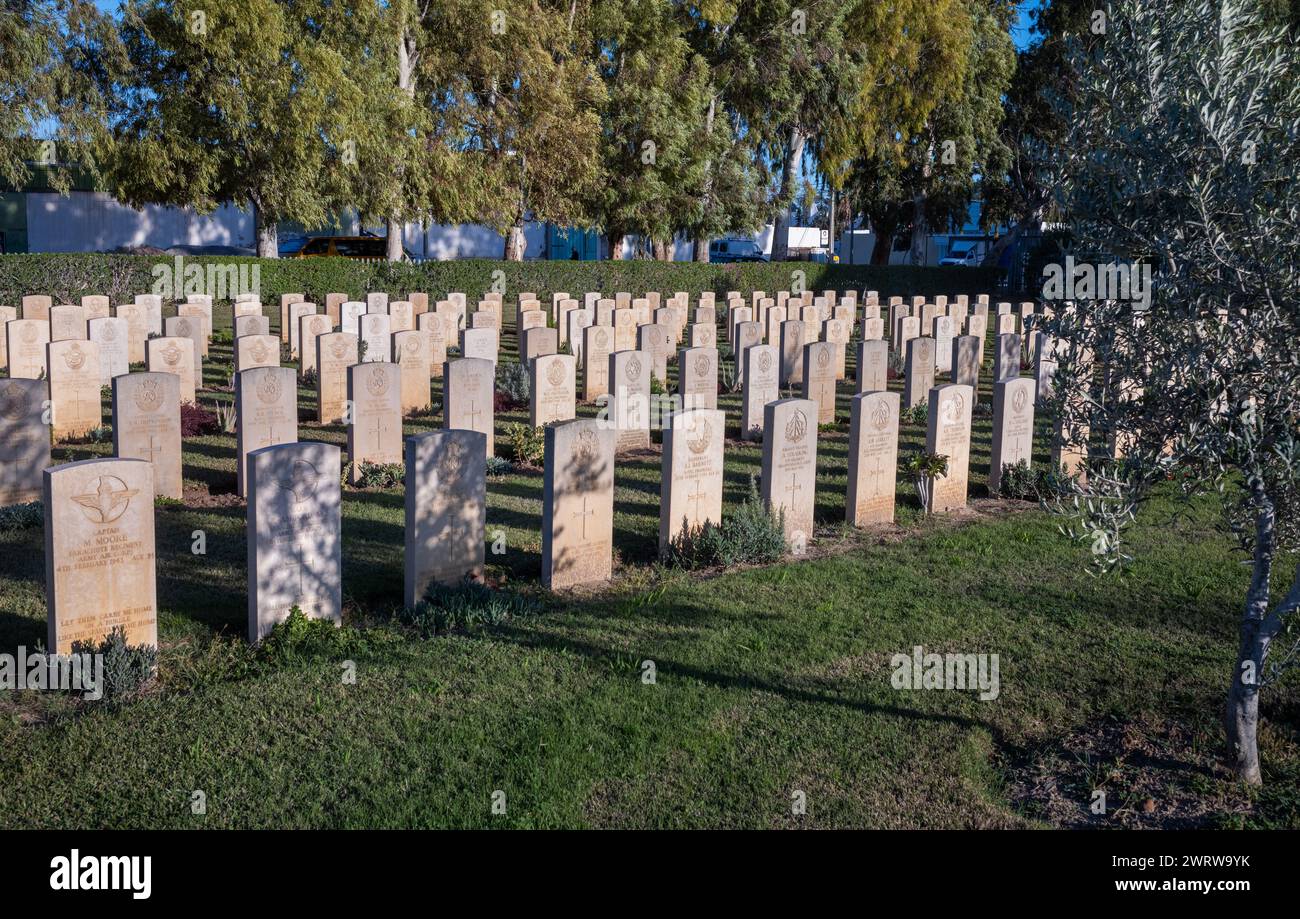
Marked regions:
[0,253,1002,306]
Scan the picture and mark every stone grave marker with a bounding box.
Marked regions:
[112,371,182,500]
[444,357,495,457]
[0,378,50,504]
[659,408,725,556]
[44,457,157,654]
[235,366,298,497]
[404,430,487,606]
[247,441,342,641]
[530,353,577,426]
[541,419,615,589]
[924,383,973,514]
[847,390,900,526]
[760,398,818,551]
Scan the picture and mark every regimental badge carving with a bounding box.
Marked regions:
[546,359,565,388]
[0,381,29,421]
[20,324,38,344]
[256,371,283,405]
[72,475,138,524]
[694,354,711,378]
[274,459,319,504]
[101,322,117,342]
[595,329,609,349]
[687,417,711,455]
[404,337,420,355]
[162,343,183,367]
[1012,386,1028,415]
[439,438,465,480]
[871,399,891,432]
[177,319,192,337]
[250,339,271,363]
[785,408,808,444]
[366,366,389,397]
[133,378,162,413]
[312,317,326,335]
[63,344,86,371]
[758,351,774,375]
[816,346,831,370]
[330,339,349,360]
[625,356,643,382]
[942,392,965,425]
[571,427,598,463]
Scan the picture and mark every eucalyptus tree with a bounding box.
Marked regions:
[832,0,1013,265]
[1040,0,1300,785]
[110,0,361,257]
[0,0,124,191]
[426,0,603,261]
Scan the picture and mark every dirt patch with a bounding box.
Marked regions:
[1003,715,1254,828]
[182,485,244,508]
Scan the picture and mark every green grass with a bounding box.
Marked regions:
[0,301,1296,829]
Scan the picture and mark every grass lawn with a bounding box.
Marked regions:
[0,301,1297,829]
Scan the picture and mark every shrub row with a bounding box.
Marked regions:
[0,252,1002,306]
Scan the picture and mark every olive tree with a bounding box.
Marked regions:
[1039,0,1299,784]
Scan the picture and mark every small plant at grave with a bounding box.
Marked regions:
[649,374,667,396]
[213,400,236,433]
[301,368,318,387]
[212,328,233,346]
[179,401,219,436]
[402,580,539,637]
[904,450,949,512]
[70,626,158,701]
[902,403,929,426]
[75,425,111,444]
[100,385,111,399]
[1001,462,1079,502]
[257,606,355,666]
[998,460,1038,501]
[719,356,736,393]
[495,360,530,408]
[154,495,183,508]
[0,502,42,531]
[352,461,405,489]
[485,455,514,477]
[972,401,993,419]
[357,339,369,363]
[666,477,787,569]
[887,351,905,380]
[502,421,545,465]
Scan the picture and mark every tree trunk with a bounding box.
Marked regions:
[869,215,897,266]
[771,126,808,262]
[693,237,710,262]
[1226,499,1279,785]
[255,206,278,259]
[388,28,416,264]
[693,95,718,264]
[909,139,935,266]
[908,189,928,266]
[654,238,671,261]
[386,218,404,261]
[609,233,624,260]
[504,223,527,261]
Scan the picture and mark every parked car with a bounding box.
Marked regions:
[938,238,989,267]
[709,238,768,263]
[284,235,410,260]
